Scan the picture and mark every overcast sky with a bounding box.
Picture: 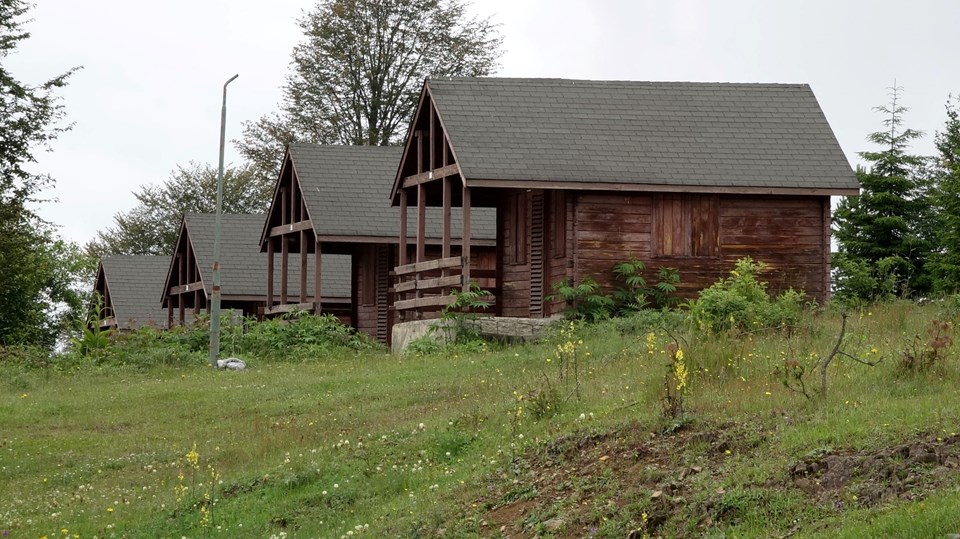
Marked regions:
[10,0,960,247]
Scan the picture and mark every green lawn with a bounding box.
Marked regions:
[2,301,959,538]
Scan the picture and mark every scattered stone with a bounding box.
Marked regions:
[543,518,565,531]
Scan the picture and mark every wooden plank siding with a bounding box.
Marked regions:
[573,193,830,303]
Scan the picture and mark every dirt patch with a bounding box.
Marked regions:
[789,433,960,507]
[464,422,960,538]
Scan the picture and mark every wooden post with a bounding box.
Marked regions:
[167,298,173,328]
[462,183,471,291]
[399,189,408,266]
[178,255,185,325]
[442,177,451,258]
[266,239,274,310]
[281,236,289,305]
[314,238,322,313]
[417,183,426,263]
[300,230,308,304]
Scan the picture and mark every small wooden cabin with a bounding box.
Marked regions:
[259,144,496,342]
[93,255,170,330]
[162,213,351,326]
[390,78,860,318]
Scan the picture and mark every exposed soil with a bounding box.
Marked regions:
[463,421,960,538]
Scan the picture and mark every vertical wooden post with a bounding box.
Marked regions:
[822,196,831,304]
[442,177,451,258]
[399,189,408,266]
[429,105,435,171]
[417,183,426,263]
[178,254,185,325]
[314,238,322,313]
[281,236,289,305]
[300,230,308,304]
[266,239,274,311]
[167,296,174,328]
[462,183,471,291]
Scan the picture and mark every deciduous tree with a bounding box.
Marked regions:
[0,0,86,348]
[86,162,270,258]
[236,0,502,181]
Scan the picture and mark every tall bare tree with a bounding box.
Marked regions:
[236,0,502,180]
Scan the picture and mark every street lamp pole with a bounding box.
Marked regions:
[209,74,239,367]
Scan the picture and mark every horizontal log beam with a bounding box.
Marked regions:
[393,274,462,294]
[270,219,314,237]
[169,281,204,295]
[264,302,317,316]
[99,317,117,329]
[394,294,457,311]
[402,164,460,188]
[394,255,463,276]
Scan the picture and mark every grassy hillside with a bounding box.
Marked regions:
[2,301,959,538]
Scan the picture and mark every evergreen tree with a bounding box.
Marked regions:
[833,86,934,301]
[235,0,503,182]
[930,95,960,293]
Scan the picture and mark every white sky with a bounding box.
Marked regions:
[10,0,960,246]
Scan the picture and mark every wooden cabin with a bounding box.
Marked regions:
[390,78,860,318]
[93,255,170,330]
[259,144,496,342]
[162,213,351,326]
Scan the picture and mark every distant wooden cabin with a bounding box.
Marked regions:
[93,255,170,330]
[162,213,351,326]
[259,144,496,342]
[390,78,859,318]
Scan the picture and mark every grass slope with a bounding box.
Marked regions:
[1,301,959,538]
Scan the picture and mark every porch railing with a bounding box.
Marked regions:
[392,256,497,316]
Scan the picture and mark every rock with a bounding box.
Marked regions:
[216,357,246,370]
[543,518,565,531]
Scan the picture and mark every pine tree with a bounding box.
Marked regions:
[833,86,934,301]
[930,95,960,293]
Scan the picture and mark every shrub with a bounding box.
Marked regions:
[612,258,680,314]
[548,278,614,322]
[688,258,809,333]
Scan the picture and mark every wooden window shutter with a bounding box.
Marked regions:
[530,192,545,316]
[375,245,389,342]
[655,194,719,258]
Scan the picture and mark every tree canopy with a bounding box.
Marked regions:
[833,86,935,302]
[86,162,271,258]
[0,0,89,348]
[236,0,503,181]
[930,95,960,293]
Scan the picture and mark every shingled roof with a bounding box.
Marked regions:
[172,213,350,299]
[416,77,857,192]
[275,144,494,242]
[97,255,170,330]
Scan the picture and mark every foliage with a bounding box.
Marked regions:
[612,257,680,313]
[86,162,270,258]
[688,257,808,333]
[930,95,960,293]
[436,282,493,344]
[71,293,112,357]
[236,0,503,181]
[548,277,614,322]
[833,86,935,300]
[4,302,960,537]
[0,0,88,349]
[898,320,954,374]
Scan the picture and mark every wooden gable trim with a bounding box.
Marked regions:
[391,80,466,204]
[463,178,858,197]
[259,148,318,249]
[161,220,208,307]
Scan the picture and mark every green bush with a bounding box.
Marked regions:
[688,258,809,333]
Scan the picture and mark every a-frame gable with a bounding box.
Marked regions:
[390,80,463,205]
[259,147,313,251]
[92,262,116,326]
[161,219,205,307]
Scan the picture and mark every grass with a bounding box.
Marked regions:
[0,300,959,538]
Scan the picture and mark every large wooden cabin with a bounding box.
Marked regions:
[93,255,170,330]
[259,144,495,343]
[390,78,860,318]
[162,213,351,326]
